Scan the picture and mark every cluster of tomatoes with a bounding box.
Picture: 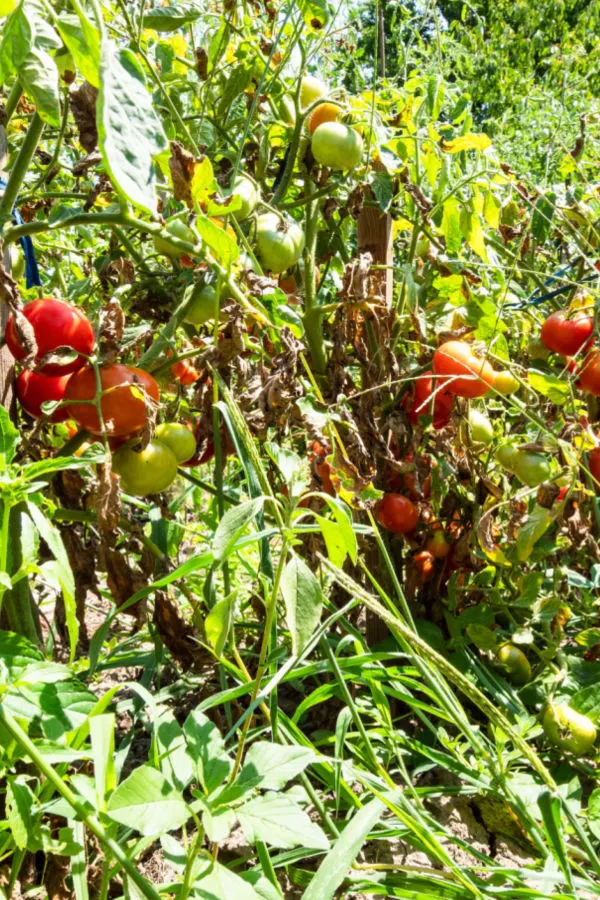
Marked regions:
[6,296,209,496]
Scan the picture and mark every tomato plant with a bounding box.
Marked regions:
[255,214,305,273]
[5,298,95,375]
[65,364,160,436]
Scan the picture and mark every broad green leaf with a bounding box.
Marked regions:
[196,214,239,266]
[0,406,20,468]
[26,502,77,659]
[442,132,491,153]
[538,792,571,883]
[461,206,487,261]
[97,41,167,212]
[516,506,554,562]
[202,806,236,843]
[143,5,201,32]
[212,498,264,563]
[153,709,194,792]
[183,709,231,793]
[57,14,100,88]
[90,714,116,810]
[6,776,38,850]
[194,858,260,900]
[427,74,445,119]
[264,441,307,489]
[240,742,316,791]
[570,683,600,721]
[0,630,44,681]
[440,197,462,255]
[5,678,96,738]
[0,5,31,82]
[317,497,357,566]
[527,370,569,405]
[205,595,234,656]
[280,555,323,655]
[237,792,329,850]
[299,0,328,30]
[532,191,556,242]
[22,444,105,481]
[107,765,189,836]
[20,45,59,125]
[303,798,385,900]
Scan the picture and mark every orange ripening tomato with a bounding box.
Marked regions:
[425,529,451,558]
[413,550,434,582]
[374,493,419,534]
[588,447,600,492]
[65,364,160,436]
[541,310,594,357]
[172,359,201,385]
[432,341,496,398]
[308,102,342,134]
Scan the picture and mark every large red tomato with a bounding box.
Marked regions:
[374,493,419,534]
[432,341,496,398]
[404,370,454,429]
[541,310,594,357]
[65,364,160,436]
[5,298,95,375]
[16,370,72,421]
[577,350,600,395]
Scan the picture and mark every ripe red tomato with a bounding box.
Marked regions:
[541,310,594,357]
[16,370,72,421]
[5,298,95,375]
[65,364,160,436]
[374,493,419,534]
[577,350,600,395]
[404,370,454,429]
[314,457,335,495]
[432,341,496,398]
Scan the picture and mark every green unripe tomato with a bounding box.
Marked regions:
[496,443,519,472]
[463,409,494,447]
[311,122,364,171]
[153,219,196,260]
[7,244,25,281]
[277,93,296,126]
[542,702,597,756]
[512,451,551,487]
[113,439,178,496]
[495,643,532,685]
[255,213,305,274]
[184,284,218,325]
[154,423,197,463]
[229,174,258,221]
[300,75,328,109]
[416,236,431,259]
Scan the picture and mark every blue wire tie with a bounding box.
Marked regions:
[0,175,42,289]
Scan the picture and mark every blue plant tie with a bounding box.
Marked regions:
[0,175,42,289]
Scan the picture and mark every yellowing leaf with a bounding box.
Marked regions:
[483,190,501,228]
[191,156,216,208]
[392,217,413,236]
[442,132,492,154]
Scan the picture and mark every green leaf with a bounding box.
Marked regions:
[6,776,38,850]
[205,595,234,656]
[107,765,189,836]
[440,197,462,255]
[532,191,556,242]
[194,858,260,900]
[264,442,306,489]
[239,742,316,791]
[371,172,394,212]
[143,5,201,32]
[527,370,569,405]
[303,798,385,900]
[483,190,501,229]
[57,14,100,88]
[299,0,328,30]
[97,40,167,212]
[212,498,264,563]
[22,444,105,481]
[427,74,445,120]
[20,44,59,125]
[26,502,77,659]
[570,683,600,721]
[0,630,44,681]
[153,709,194,792]
[317,498,357,566]
[5,678,96,738]
[0,406,20,468]
[183,709,231,793]
[237,792,329,850]
[538,791,571,883]
[202,806,236,843]
[588,788,600,841]
[90,714,116,811]
[516,505,554,562]
[196,214,239,266]
[0,5,31,82]
[280,555,323,655]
